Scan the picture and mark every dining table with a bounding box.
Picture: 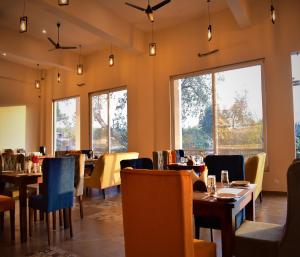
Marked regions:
[0,171,42,243]
[167,163,206,175]
[193,184,256,257]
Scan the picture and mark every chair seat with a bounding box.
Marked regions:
[235,220,284,257]
[193,239,216,257]
[0,195,14,211]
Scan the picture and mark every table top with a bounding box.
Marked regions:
[0,171,42,184]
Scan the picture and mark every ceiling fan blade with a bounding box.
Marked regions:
[125,2,146,11]
[152,0,171,11]
[60,46,77,49]
[47,37,57,47]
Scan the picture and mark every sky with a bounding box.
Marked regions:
[292,53,300,123]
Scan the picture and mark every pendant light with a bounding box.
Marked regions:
[149,22,156,56]
[35,64,41,89]
[77,45,83,75]
[19,0,28,33]
[109,44,114,67]
[207,0,212,41]
[57,71,61,84]
[58,0,69,6]
[270,1,276,24]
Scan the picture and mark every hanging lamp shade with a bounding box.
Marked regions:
[19,16,27,33]
[270,4,276,24]
[58,0,69,6]
[109,54,114,67]
[207,24,212,41]
[35,80,41,89]
[149,43,156,56]
[57,72,61,83]
[77,64,83,75]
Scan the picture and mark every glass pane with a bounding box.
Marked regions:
[91,94,109,155]
[215,65,263,157]
[292,53,300,157]
[178,74,213,154]
[54,97,79,151]
[109,90,128,153]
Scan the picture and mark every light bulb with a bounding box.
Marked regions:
[271,5,276,24]
[109,54,114,67]
[58,0,69,5]
[208,24,212,41]
[77,64,83,75]
[57,73,61,83]
[149,43,156,56]
[19,16,27,33]
[35,80,40,89]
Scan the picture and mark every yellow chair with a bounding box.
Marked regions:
[245,152,266,202]
[121,169,216,257]
[0,195,15,241]
[84,152,139,198]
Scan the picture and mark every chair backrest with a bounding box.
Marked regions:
[68,153,85,197]
[120,158,153,170]
[0,153,25,171]
[121,169,194,257]
[91,152,139,189]
[279,161,300,257]
[245,152,266,200]
[204,155,245,182]
[42,157,75,212]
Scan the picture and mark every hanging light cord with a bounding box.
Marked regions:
[36,64,39,78]
[22,0,26,16]
[151,22,154,42]
[207,0,211,25]
[79,45,82,63]
[110,44,112,55]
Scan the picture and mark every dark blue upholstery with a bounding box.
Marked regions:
[29,157,75,212]
[194,154,245,240]
[175,149,184,163]
[120,158,153,170]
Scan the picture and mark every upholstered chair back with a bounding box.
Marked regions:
[40,157,75,212]
[204,155,245,182]
[68,153,85,197]
[0,153,25,171]
[245,152,266,200]
[120,158,153,170]
[279,161,300,257]
[121,169,194,257]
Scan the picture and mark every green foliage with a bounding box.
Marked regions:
[296,122,300,157]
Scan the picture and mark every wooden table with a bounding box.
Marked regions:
[0,172,42,243]
[168,163,205,175]
[193,184,256,257]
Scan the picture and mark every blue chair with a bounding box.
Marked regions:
[28,157,75,246]
[194,155,245,241]
[120,158,153,170]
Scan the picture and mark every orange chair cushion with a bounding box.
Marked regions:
[193,239,216,257]
[0,195,15,212]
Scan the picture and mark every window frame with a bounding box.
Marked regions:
[89,86,128,153]
[52,95,81,152]
[170,59,267,156]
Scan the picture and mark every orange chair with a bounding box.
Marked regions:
[0,195,15,241]
[121,169,216,257]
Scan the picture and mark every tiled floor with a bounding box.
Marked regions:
[0,190,287,257]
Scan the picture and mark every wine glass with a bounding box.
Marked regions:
[207,175,216,196]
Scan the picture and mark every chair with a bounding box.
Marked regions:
[235,160,300,257]
[194,155,245,240]
[84,152,139,198]
[245,152,266,202]
[28,157,75,246]
[120,158,153,170]
[0,195,15,241]
[121,169,216,257]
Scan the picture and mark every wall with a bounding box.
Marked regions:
[0,59,40,152]
[41,0,299,192]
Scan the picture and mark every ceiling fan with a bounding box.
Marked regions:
[125,0,171,22]
[48,22,77,51]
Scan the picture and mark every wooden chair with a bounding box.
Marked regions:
[121,169,216,257]
[0,195,15,241]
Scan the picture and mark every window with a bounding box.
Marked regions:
[53,97,80,151]
[291,52,300,158]
[90,88,128,155]
[172,62,264,157]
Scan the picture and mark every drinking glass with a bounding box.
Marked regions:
[207,175,216,196]
[16,163,21,172]
[221,170,230,187]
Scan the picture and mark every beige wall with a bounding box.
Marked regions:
[0,59,40,152]
[5,0,296,192]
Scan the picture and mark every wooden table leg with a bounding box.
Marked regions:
[19,183,28,243]
[220,207,235,257]
[245,192,255,221]
[63,209,70,229]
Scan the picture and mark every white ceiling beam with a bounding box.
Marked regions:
[226,0,251,28]
[31,0,146,53]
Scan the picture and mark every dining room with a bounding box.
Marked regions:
[0,0,299,256]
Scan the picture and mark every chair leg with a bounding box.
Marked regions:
[210,228,214,242]
[259,192,263,203]
[78,195,83,219]
[52,212,56,230]
[40,211,44,222]
[0,212,4,232]
[46,213,50,246]
[102,189,105,199]
[68,208,73,238]
[10,209,15,241]
[59,210,63,228]
[29,208,33,238]
[34,210,37,222]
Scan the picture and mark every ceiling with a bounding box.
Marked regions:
[0,0,251,69]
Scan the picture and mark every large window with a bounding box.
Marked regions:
[90,88,128,155]
[292,52,300,158]
[172,62,264,157]
[53,97,80,151]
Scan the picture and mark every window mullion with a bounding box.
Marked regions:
[108,92,111,153]
[212,73,217,154]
